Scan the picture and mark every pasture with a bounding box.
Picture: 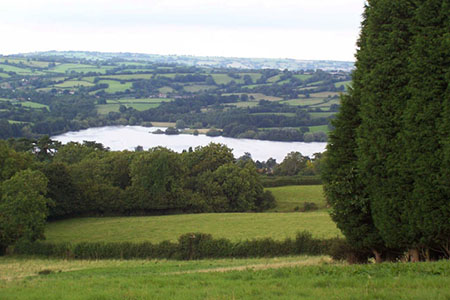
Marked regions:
[267,185,326,212]
[309,125,330,133]
[53,80,94,88]
[44,211,340,244]
[1,257,448,299]
[309,112,336,119]
[97,98,172,113]
[98,80,133,93]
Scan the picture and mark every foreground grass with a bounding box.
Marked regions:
[1,257,448,299]
[266,185,326,212]
[45,211,340,244]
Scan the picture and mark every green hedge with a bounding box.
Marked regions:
[12,231,351,260]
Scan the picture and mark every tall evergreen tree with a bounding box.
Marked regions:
[323,0,449,260]
[356,0,416,251]
[401,0,450,258]
[322,4,385,260]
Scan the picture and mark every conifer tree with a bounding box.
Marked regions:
[356,0,417,251]
[401,0,450,258]
[322,5,385,259]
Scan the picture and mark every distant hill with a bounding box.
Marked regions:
[17,51,354,72]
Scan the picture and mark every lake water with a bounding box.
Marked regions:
[52,126,327,162]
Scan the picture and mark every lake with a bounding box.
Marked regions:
[52,126,327,162]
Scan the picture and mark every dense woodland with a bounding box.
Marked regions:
[322,0,449,262]
[0,52,351,142]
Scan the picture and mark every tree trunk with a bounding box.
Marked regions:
[372,249,383,263]
[409,249,420,262]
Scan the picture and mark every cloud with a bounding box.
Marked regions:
[0,0,364,60]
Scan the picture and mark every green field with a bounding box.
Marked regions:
[239,72,262,82]
[97,103,160,114]
[223,93,282,101]
[335,80,353,91]
[1,257,448,299]
[98,80,133,93]
[211,74,242,84]
[0,72,10,78]
[53,80,94,88]
[309,125,330,133]
[267,185,326,212]
[44,211,340,244]
[267,74,282,83]
[0,63,42,75]
[49,63,114,74]
[251,112,297,117]
[98,98,172,113]
[84,73,154,81]
[0,58,51,68]
[110,98,173,104]
[309,112,336,119]
[19,101,49,110]
[293,74,313,80]
[281,98,325,106]
[158,86,174,93]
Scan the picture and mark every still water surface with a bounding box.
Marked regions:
[52,126,327,162]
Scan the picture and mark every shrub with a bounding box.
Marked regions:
[327,238,372,264]
[178,233,213,260]
[301,202,318,212]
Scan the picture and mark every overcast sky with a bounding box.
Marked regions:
[1,0,365,61]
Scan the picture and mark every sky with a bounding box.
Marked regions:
[0,0,365,61]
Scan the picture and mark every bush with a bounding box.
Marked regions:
[327,238,372,264]
[301,202,318,212]
[178,233,213,260]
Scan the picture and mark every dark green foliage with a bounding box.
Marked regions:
[357,0,416,250]
[11,231,333,260]
[40,162,80,218]
[328,238,373,264]
[322,92,384,252]
[274,151,308,176]
[300,202,318,212]
[399,0,450,256]
[323,0,449,259]
[0,169,50,252]
[129,148,187,211]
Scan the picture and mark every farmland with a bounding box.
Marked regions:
[0,51,349,141]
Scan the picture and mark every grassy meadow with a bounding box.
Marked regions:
[267,185,326,212]
[44,211,340,244]
[43,185,337,244]
[1,257,448,299]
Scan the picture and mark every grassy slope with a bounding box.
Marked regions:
[44,185,337,243]
[1,257,448,300]
[267,185,326,212]
[44,211,340,244]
